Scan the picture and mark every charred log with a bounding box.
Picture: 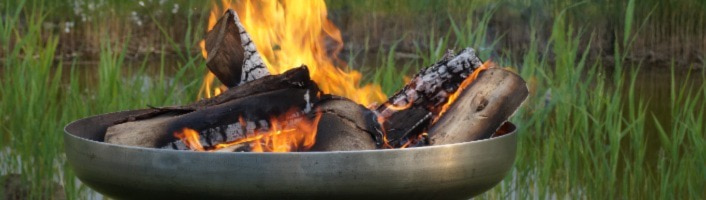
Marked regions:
[165,96,380,152]
[428,68,528,144]
[205,9,269,87]
[375,48,483,147]
[161,87,320,149]
[113,66,311,124]
[105,67,321,148]
[377,48,483,116]
[376,107,431,148]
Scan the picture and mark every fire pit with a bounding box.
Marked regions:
[64,109,517,199]
[63,2,530,198]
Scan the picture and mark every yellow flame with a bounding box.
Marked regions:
[174,110,322,152]
[174,128,206,151]
[199,0,386,106]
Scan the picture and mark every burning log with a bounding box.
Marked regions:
[375,48,484,147]
[189,96,380,152]
[104,7,528,152]
[428,68,528,144]
[160,87,320,150]
[112,66,312,124]
[205,9,269,87]
[105,66,320,148]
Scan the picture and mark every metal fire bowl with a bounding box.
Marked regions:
[64,109,517,200]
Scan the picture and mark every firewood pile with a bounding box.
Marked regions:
[104,9,529,152]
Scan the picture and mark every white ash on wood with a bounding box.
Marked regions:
[205,9,269,87]
[103,7,529,152]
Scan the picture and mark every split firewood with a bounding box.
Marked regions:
[205,9,269,87]
[428,68,528,144]
[374,48,484,147]
[105,66,320,148]
[309,96,379,151]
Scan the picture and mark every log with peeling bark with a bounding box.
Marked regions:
[374,48,484,147]
[105,66,320,148]
[205,9,269,87]
[428,68,528,144]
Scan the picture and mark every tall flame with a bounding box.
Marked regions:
[198,0,386,106]
[185,1,496,152]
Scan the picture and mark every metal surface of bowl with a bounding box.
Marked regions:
[64,109,517,200]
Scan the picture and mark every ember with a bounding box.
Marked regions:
[104,0,528,153]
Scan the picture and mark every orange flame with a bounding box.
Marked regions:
[174,128,206,151]
[174,111,322,152]
[198,0,386,106]
[435,61,495,121]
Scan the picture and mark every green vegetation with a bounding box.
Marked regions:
[1,0,704,199]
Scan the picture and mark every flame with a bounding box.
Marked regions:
[190,1,496,151]
[382,101,413,111]
[435,61,495,121]
[174,128,206,151]
[174,110,322,152]
[198,0,386,106]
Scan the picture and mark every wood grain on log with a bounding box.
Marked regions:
[309,97,379,151]
[428,68,528,144]
[205,9,269,87]
[105,114,179,148]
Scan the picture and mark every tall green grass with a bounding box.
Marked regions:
[1,0,704,199]
[1,1,206,198]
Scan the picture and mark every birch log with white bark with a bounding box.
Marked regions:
[205,9,269,87]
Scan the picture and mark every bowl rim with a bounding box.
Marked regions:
[64,109,517,155]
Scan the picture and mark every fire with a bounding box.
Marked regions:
[435,61,494,121]
[175,111,322,152]
[188,1,496,151]
[174,128,206,151]
[198,0,386,106]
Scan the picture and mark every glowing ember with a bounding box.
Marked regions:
[174,128,206,151]
[174,110,322,152]
[198,0,386,106]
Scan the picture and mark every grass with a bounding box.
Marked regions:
[1,0,705,199]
